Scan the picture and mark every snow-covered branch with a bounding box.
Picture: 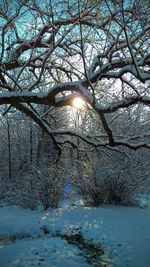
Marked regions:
[0,0,149,151]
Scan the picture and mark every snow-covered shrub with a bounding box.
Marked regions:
[3,173,39,210]
[78,150,150,207]
[37,166,65,209]
[2,164,66,210]
[79,169,137,206]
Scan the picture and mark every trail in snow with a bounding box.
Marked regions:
[0,205,150,267]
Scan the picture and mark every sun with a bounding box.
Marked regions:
[72,97,85,110]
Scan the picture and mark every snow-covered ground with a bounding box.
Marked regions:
[0,204,150,267]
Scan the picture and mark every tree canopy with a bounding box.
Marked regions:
[0,0,150,157]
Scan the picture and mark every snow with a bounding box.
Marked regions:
[0,237,88,267]
[0,91,47,99]
[0,205,150,267]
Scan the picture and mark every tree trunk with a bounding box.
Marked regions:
[7,117,12,180]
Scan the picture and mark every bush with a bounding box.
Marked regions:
[80,171,137,206]
[78,152,149,207]
[37,166,65,209]
[1,164,65,210]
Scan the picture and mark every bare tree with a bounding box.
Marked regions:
[0,0,149,159]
